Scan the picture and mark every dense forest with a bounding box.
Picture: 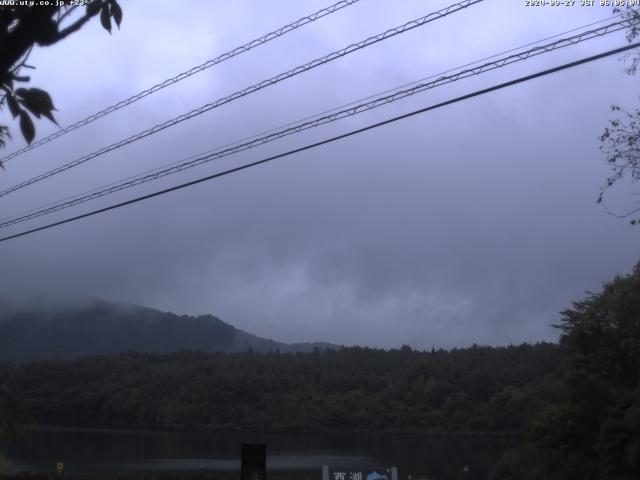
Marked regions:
[0,343,562,435]
[491,262,640,480]
[1,264,638,479]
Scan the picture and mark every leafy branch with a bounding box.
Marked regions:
[598,6,640,224]
[0,0,122,154]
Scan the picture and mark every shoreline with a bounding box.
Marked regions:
[24,424,522,440]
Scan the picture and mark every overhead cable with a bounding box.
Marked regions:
[1,41,638,244]
[0,0,362,164]
[0,0,484,199]
[0,18,633,229]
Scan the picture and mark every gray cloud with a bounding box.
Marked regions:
[0,0,638,349]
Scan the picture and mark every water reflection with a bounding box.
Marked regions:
[0,427,514,480]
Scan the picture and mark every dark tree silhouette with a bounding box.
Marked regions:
[491,261,640,480]
[0,0,121,435]
[0,343,563,434]
[0,0,122,156]
[598,6,640,224]
[0,384,32,439]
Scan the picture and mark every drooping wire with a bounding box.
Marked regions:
[0,17,633,229]
[0,0,485,199]
[2,41,639,244]
[0,0,363,164]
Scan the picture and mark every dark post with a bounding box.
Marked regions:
[241,443,266,480]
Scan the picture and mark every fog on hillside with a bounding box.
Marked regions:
[1,1,639,480]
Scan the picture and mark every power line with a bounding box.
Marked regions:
[12,12,621,229]
[2,41,638,244]
[0,0,485,199]
[9,13,619,221]
[283,14,625,126]
[0,0,362,165]
[3,13,618,216]
[0,17,633,229]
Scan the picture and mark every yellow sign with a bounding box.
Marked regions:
[56,462,64,475]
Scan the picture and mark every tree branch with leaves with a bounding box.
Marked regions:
[0,0,122,443]
[0,0,122,161]
[598,6,640,224]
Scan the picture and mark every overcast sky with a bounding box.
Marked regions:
[0,0,638,349]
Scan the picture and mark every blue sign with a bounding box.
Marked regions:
[323,466,397,480]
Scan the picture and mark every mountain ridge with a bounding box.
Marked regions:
[0,297,338,361]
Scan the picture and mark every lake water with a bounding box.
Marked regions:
[0,427,514,480]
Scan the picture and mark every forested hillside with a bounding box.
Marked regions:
[0,343,562,434]
[0,298,334,361]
